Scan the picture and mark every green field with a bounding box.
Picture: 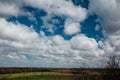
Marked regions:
[0,68,119,80]
[0,72,97,80]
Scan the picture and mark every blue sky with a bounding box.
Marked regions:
[7,1,103,41]
[0,0,120,68]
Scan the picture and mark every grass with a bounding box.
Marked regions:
[0,72,76,80]
[0,70,110,80]
[0,71,99,80]
[0,68,119,80]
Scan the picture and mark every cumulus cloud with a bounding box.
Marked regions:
[1,0,119,68]
[70,34,98,51]
[89,0,120,34]
[64,19,81,35]
[100,34,120,56]
[0,18,38,42]
[0,0,87,34]
[26,0,87,34]
[89,0,120,57]
[0,0,24,17]
[24,0,87,22]
[0,18,106,68]
[0,3,19,17]
[95,24,100,31]
[52,35,67,45]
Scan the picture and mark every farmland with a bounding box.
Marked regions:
[0,68,120,80]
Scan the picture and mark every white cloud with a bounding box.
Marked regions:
[0,18,106,68]
[24,0,87,33]
[0,3,19,17]
[100,34,120,56]
[70,34,98,51]
[24,0,87,22]
[95,24,100,31]
[1,0,117,68]
[52,35,66,45]
[0,0,24,17]
[64,19,81,35]
[0,18,38,42]
[0,0,87,34]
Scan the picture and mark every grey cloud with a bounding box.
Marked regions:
[89,0,120,34]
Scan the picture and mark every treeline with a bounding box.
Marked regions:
[0,67,118,74]
[0,67,104,74]
[0,67,50,74]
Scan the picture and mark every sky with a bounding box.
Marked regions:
[0,0,120,68]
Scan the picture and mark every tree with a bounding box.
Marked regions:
[101,55,120,80]
[106,55,120,69]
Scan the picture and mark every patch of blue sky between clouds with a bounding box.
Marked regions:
[7,4,103,42]
[4,0,103,57]
[7,6,47,33]
[72,0,89,9]
[81,15,104,41]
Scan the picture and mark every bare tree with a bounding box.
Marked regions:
[106,55,120,69]
[101,55,120,80]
